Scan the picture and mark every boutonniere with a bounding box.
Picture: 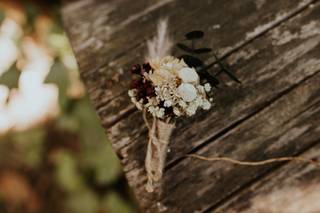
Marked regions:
[128,19,319,192]
[128,18,239,192]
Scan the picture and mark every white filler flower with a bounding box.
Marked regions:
[204,83,211,92]
[129,56,213,119]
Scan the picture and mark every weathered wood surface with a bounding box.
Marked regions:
[61,0,320,212]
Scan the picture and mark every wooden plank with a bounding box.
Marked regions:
[62,0,316,128]
[214,143,320,213]
[158,72,320,212]
[108,0,319,207]
[146,5,320,212]
[61,0,320,211]
[112,4,320,211]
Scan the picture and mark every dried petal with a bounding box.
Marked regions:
[177,83,197,102]
[178,67,199,84]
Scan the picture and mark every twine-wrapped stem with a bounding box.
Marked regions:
[143,110,175,192]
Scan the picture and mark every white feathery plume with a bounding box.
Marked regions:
[146,18,173,61]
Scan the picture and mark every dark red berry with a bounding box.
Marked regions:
[130,78,142,89]
[146,86,155,97]
[142,63,152,73]
[130,64,141,74]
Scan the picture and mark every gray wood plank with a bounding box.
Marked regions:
[106,3,320,211]
[213,143,320,213]
[62,0,316,128]
[158,71,320,212]
[149,4,320,211]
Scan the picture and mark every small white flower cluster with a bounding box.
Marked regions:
[128,56,213,119]
[128,89,144,110]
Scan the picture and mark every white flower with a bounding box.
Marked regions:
[204,83,211,92]
[150,56,187,72]
[145,97,157,107]
[197,85,205,94]
[178,67,199,84]
[131,97,137,104]
[178,100,187,108]
[173,107,181,116]
[147,106,165,118]
[186,104,197,116]
[148,106,157,115]
[149,68,175,86]
[135,101,143,110]
[129,56,214,118]
[149,56,187,86]
[164,100,172,107]
[177,83,197,102]
[202,99,211,110]
[194,97,203,106]
[156,108,165,118]
[128,89,137,97]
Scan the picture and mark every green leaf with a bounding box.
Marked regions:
[82,142,121,185]
[24,3,39,32]
[101,192,133,213]
[0,9,5,25]
[193,48,212,54]
[67,189,99,213]
[199,72,220,87]
[185,30,204,40]
[177,43,194,53]
[45,61,70,110]
[0,63,21,89]
[212,52,241,83]
[55,151,84,192]
[13,128,46,168]
[177,43,212,55]
[221,66,241,83]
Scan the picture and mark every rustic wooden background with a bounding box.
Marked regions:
[61,0,320,212]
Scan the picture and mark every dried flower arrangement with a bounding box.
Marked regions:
[128,19,241,192]
[128,19,320,192]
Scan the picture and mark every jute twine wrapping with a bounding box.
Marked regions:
[143,110,175,192]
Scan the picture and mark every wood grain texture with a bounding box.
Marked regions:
[214,143,320,213]
[61,0,320,212]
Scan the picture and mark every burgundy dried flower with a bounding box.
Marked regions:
[129,62,158,106]
[130,78,143,89]
[131,64,142,74]
[145,83,155,97]
[142,63,152,74]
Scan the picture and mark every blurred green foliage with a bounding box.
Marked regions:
[0,9,4,24]
[0,63,21,89]
[0,2,137,213]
